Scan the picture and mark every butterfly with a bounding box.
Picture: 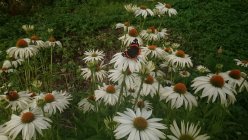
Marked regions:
[122,39,141,59]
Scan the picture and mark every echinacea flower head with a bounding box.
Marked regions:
[221,70,243,89]
[29,35,44,48]
[47,28,54,33]
[45,36,62,47]
[0,61,14,74]
[160,83,197,110]
[0,90,31,111]
[167,120,210,140]
[234,59,248,67]
[142,44,167,59]
[157,28,169,40]
[108,68,137,90]
[155,2,177,17]
[135,5,154,18]
[140,61,155,75]
[113,108,166,140]
[110,46,145,73]
[2,108,52,140]
[6,39,39,59]
[78,95,96,113]
[104,116,117,131]
[140,26,159,41]
[132,98,153,111]
[22,24,34,34]
[153,8,164,17]
[124,85,139,97]
[164,47,173,54]
[118,28,143,47]
[140,26,168,41]
[94,84,120,106]
[167,50,193,68]
[196,65,210,73]
[124,4,139,13]
[115,21,133,32]
[139,74,159,97]
[81,62,107,82]
[179,70,191,78]
[32,91,72,115]
[191,74,236,105]
[83,50,105,63]
[3,58,24,69]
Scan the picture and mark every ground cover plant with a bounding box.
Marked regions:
[0,0,248,140]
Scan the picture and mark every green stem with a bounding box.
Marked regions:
[239,74,248,92]
[133,76,145,109]
[90,67,96,95]
[115,72,127,113]
[141,18,146,30]
[50,46,53,75]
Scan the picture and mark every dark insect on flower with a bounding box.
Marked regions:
[122,39,141,59]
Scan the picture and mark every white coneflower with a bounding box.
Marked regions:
[45,36,62,48]
[140,26,159,41]
[123,84,139,97]
[81,62,107,82]
[94,84,120,106]
[140,61,156,75]
[0,63,14,74]
[192,74,236,105]
[168,120,210,140]
[153,8,164,17]
[6,39,38,59]
[135,5,154,18]
[132,98,153,111]
[142,44,167,59]
[22,24,34,33]
[47,28,54,33]
[234,59,248,67]
[139,74,159,97]
[78,95,96,113]
[104,116,117,131]
[196,65,210,73]
[155,2,177,17]
[160,61,177,73]
[3,58,24,68]
[157,28,169,40]
[221,70,243,89]
[167,50,193,68]
[108,68,137,89]
[118,28,143,47]
[140,27,168,41]
[2,108,52,140]
[150,69,166,79]
[164,47,174,54]
[25,35,45,49]
[0,91,31,111]
[171,43,180,49]
[83,50,105,63]
[32,91,72,115]
[160,83,197,110]
[179,70,191,78]
[124,4,139,13]
[115,21,133,32]
[113,108,166,140]
[110,50,145,73]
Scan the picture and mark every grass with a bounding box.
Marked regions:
[0,0,248,139]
